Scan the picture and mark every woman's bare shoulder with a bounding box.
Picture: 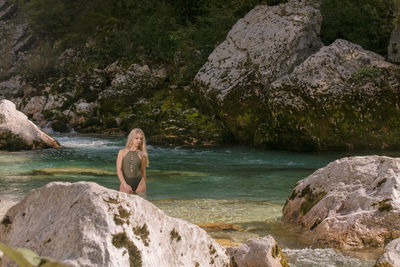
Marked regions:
[118,148,129,156]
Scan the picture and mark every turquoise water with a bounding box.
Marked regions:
[1,135,396,266]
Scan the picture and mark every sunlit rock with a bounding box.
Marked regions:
[375,238,400,267]
[0,99,60,150]
[283,156,400,249]
[195,0,322,101]
[0,182,233,266]
[226,236,289,267]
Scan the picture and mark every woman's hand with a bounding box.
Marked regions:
[120,183,133,194]
[135,178,146,194]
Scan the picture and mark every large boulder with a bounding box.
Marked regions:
[226,236,289,267]
[267,39,400,150]
[0,99,60,150]
[194,0,400,150]
[0,182,233,266]
[282,156,400,249]
[194,0,323,144]
[375,237,400,267]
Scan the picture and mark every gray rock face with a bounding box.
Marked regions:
[271,39,395,105]
[0,99,60,150]
[375,238,400,267]
[194,0,400,149]
[227,236,288,267]
[0,1,34,78]
[283,156,400,249]
[195,0,322,100]
[388,28,400,64]
[0,182,232,267]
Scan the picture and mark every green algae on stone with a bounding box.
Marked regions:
[112,232,142,267]
[170,228,181,242]
[133,224,150,246]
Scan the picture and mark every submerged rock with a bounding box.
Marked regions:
[0,182,233,266]
[0,99,60,150]
[375,238,400,267]
[283,156,400,249]
[227,236,289,267]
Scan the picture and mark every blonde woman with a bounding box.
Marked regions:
[116,128,149,194]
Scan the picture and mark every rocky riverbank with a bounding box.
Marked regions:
[0,182,288,267]
[1,0,399,150]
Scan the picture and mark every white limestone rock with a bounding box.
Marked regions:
[0,182,233,267]
[0,99,60,150]
[75,100,97,115]
[283,156,400,249]
[21,95,46,116]
[194,0,322,100]
[375,238,400,267]
[226,236,289,267]
[271,39,398,107]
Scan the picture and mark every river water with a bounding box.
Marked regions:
[1,135,397,266]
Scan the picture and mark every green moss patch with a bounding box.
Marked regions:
[112,232,142,267]
[271,243,289,267]
[170,228,181,242]
[299,185,327,215]
[133,224,150,246]
[0,129,31,151]
[378,199,393,212]
[103,197,120,205]
[118,206,130,219]
[375,263,394,267]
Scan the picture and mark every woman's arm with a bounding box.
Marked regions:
[116,149,133,193]
[135,156,147,193]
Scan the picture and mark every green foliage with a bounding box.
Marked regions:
[0,242,69,267]
[320,0,395,55]
[13,0,285,84]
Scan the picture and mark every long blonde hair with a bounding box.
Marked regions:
[125,128,149,166]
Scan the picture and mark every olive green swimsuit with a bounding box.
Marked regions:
[122,150,142,190]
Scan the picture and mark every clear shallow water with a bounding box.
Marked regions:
[1,135,397,266]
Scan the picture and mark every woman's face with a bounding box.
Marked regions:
[133,133,143,148]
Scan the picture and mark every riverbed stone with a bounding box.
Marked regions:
[283,155,400,249]
[0,182,233,266]
[375,237,400,267]
[0,99,60,150]
[226,236,289,267]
